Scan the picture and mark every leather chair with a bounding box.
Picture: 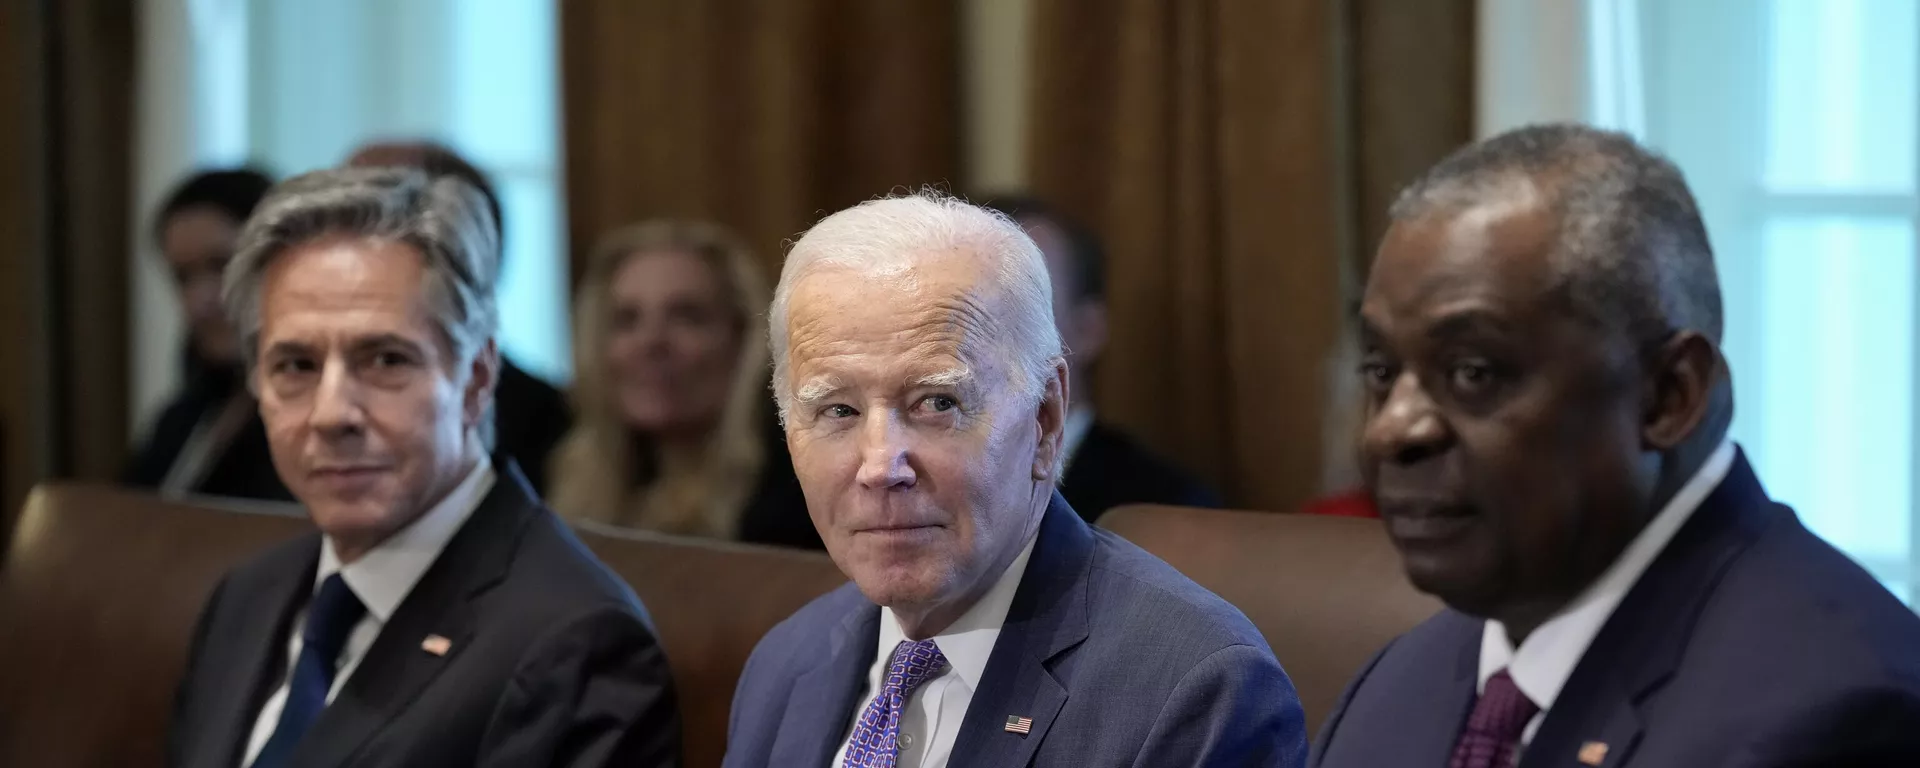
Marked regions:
[0,483,309,767]
[0,483,843,768]
[575,523,846,768]
[1100,504,1442,734]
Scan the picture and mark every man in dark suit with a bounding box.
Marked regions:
[725,192,1306,767]
[345,140,572,492]
[167,167,679,768]
[984,195,1219,522]
[125,168,293,502]
[1313,124,1920,767]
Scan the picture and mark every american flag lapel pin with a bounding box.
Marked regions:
[1003,715,1033,735]
[1577,741,1609,766]
[421,634,453,657]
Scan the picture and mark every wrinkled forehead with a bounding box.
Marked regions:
[785,264,1011,381]
[1362,195,1567,333]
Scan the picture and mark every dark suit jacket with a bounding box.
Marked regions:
[1062,421,1219,523]
[1313,451,1920,767]
[123,364,292,502]
[494,358,571,494]
[167,460,680,768]
[724,493,1308,767]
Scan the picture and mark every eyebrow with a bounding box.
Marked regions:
[911,367,973,390]
[1425,309,1513,341]
[260,333,428,362]
[793,375,846,407]
[261,339,316,362]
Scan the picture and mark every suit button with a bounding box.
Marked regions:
[900,732,915,748]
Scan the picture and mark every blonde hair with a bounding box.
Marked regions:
[549,220,772,538]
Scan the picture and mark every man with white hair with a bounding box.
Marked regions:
[166,167,680,768]
[723,192,1307,767]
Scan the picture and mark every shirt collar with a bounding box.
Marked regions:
[1062,406,1097,470]
[1479,439,1737,710]
[876,530,1040,691]
[316,459,496,622]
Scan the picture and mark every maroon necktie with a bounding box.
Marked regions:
[1449,669,1540,768]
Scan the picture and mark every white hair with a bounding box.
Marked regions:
[768,190,1065,426]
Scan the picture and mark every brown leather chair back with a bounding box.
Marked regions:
[577,524,846,768]
[1099,505,1442,734]
[0,484,310,767]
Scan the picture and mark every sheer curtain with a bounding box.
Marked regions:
[135,0,570,431]
[1484,0,1919,603]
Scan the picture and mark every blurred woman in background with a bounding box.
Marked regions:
[550,220,821,549]
[124,168,292,501]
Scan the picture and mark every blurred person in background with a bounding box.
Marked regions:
[983,195,1219,522]
[1300,310,1377,518]
[549,220,820,549]
[168,168,679,768]
[344,140,571,492]
[125,168,293,501]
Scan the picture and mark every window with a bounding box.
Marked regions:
[187,0,570,384]
[1604,0,1919,602]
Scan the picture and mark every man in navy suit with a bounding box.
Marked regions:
[724,192,1307,767]
[1313,124,1920,767]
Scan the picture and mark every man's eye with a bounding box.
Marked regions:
[824,404,858,419]
[372,351,413,368]
[1358,360,1395,392]
[1449,361,1499,394]
[922,395,958,412]
[272,358,316,375]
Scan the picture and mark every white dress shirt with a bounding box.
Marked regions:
[242,460,495,767]
[831,533,1039,768]
[1477,439,1736,750]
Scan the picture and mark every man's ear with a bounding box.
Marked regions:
[464,338,501,429]
[1032,359,1070,482]
[1642,331,1720,450]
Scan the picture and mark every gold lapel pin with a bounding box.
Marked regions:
[421,634,453,657]
[1578,741,1609,766]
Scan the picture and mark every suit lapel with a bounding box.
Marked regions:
[950,494,1091,768]
[292,459,540,768]
[1423,618,1484,763]
[1521,452,1772,768]
[771,602,880,767]
[205,539,320,768]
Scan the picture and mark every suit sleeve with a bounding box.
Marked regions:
[478,605,683,768]
[1132,643,1310,768]
[1733,685,1920,767]
[166,574,231,768]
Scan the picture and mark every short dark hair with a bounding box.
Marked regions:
[152,168,275,244]
[345,140,505,248]
[982,193,1107,304]
[1390,123,1722,345]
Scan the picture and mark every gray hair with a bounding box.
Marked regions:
[223,166,501,443]
[1389,123,1722,346]
[769,190,1065,427]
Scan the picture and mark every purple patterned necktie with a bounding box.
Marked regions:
[1449,669,1540,768]
[843,639,949,768]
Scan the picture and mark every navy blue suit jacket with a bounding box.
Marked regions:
[724,493,1308,767]
[1313,452,1920,767]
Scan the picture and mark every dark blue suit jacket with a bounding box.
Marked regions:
[724,494,1308,767]
[1313,452,1920,767]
